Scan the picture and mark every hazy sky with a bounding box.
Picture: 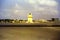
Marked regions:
[0,0,60,20]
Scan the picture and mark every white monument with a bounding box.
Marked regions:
[26,13,33,23]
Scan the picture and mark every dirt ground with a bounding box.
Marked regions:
[0,27,60,40]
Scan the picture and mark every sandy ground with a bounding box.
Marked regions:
[0,27,60,40]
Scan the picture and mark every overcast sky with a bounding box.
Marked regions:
[0,0,60,20]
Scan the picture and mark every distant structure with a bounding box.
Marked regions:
[26,13,33,23]
[39,19,48,23]
[51,18,59,22]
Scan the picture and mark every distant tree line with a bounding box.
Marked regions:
[0,19,14,23]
